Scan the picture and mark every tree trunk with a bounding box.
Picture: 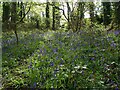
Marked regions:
[55,3,60,30]
[102,2,111,28]
[36,19,39,29]
[2,2,10,30]
[46,1,50,29]
[11,2,18,45]
[89,2,95,28]
[66,2,70,30]
[76,2,80,31]
[20,2,23,18]
[52,2,55,30]
[114,2,120,29]
[79,2,84,30]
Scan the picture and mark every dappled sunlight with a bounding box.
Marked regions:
[2,29,120,89]
[1,1,120,89]
[43,30,56,40]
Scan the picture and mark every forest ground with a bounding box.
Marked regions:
[2,27,120,89]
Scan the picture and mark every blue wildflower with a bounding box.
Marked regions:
[115,87,119,90]
[56,56,59,60]
[111,42,116,48]
[50,62,54,66]
[74,55,78,60]
[81,70,84,75]
[59,61,63,66]
[74,81,77,88]
[44,48,46,53]
[114,30,120,35]
[40,49,43,53]
[53,48,58,53]
[28,62,32,69]
[90,57,95,60]
[33,82,37,88]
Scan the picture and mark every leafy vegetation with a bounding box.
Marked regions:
[2,27,120,89]
[1,1,120,89]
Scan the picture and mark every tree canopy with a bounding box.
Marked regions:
[1,1,120,89]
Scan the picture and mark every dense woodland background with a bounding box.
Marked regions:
[1,1,120,89]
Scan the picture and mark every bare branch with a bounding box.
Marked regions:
[49,3,68,21]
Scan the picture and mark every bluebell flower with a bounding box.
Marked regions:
[59,61,63,66]
[28,62,32,69]
[109,80,115,85]
[107,37,113,41]
[40,49,43,53]
[115,87,119,90]
[56,56,59,60]
[74,81,77,88]
[74,55,78,60]
[114,30,120,35]
[44,48,46,53]
[93,50,96,54]
[111,42,116,48]
[90,57,95,60]
[33,82,37,88]
[82,44,86,46]
[77,43,80,46]
[73,46,77,50]
[95,43,99,46]
[81,70,84,75]
[50,62,54,66]
[53,48,58,53]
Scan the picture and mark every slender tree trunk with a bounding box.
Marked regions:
[76,2,80,31]
[55,3,60,30]
[114,2,120,29]
[20,2,23,18]
[89,2,95,28]
[46,1,50,29]
[66,2,70,30]
[11,2,18,45]
[52,2,55,30]
[2,2,10,30]
[36,19,39,29]
[79,2,84,30]
[102,2,111,28]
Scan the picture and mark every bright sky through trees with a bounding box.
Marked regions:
[2,1,120,89]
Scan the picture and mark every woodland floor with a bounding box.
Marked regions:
[2,28,120,89]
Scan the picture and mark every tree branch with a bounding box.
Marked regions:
[49,3,68,21]
[17,4,31,24]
